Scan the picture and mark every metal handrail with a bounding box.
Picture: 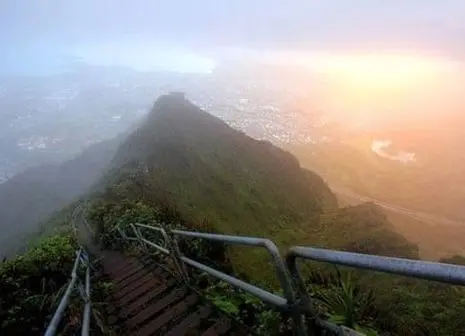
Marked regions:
[171,230,295,309]
[120,224,305,335]
[180,256,287,306]
[45,249,91,336]
[287,246,465,285]
[285,246,465,333]
[131,223,188,281]
[118,223,465,336]
[133,223,170,254]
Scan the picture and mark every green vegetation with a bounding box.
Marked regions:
[80,94,465,335]
[0,138,119,258]
[7,94,462,335]
[92,203,289,335]
[92,199,465,336]
[0,230,116,335]
[309,203,419,259]
[204,280,287,335]
[89,94,412,282]
[0,232,78,334]
[440,255,465,266]
[304,267,465,336]
[309,272,378,335]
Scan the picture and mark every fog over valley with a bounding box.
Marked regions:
[2,0,465,258]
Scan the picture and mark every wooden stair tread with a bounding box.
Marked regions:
[126,287,189,329]
[201,318,232,336]
[101,251,247,336]
[134,294,199,336]
[165,306,212,336]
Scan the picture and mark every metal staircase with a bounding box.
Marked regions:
[46,222,465,335]
[99,250,249,335]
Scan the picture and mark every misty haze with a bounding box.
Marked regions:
[1,1,465,335]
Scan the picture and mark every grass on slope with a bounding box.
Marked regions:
[88,94,418,285]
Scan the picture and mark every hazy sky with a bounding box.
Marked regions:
[2,1,465,73]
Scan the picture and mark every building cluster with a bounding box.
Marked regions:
[0,68,333,181]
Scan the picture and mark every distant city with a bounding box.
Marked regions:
[0,64,336,183]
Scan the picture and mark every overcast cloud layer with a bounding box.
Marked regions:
[2,1,465,74]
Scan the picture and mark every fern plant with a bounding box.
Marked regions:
[310,270,377,334]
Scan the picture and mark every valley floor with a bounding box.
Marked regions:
[336,188,465,260]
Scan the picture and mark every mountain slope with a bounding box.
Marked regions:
[107,93,335,235]
[0,138,120,257]
[90,93,418,277]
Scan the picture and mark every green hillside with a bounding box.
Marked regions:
[0,138,120,258]
[307,203,419,259]
[88,93,417,278]
[13,93,464,335]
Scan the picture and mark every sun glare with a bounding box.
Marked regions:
[268,52,465,127]
[304,53,455,90]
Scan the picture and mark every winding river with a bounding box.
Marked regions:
[371,140,416,164]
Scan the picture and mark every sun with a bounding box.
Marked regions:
[303,53,455,91]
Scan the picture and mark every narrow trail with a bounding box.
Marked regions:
[70,204,248,335]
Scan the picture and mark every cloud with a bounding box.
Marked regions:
[1,1,465,60]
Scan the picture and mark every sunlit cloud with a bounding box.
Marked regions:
[301,53,459,90]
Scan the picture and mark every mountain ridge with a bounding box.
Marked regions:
[0,137,121,257]
[88,93,418,277]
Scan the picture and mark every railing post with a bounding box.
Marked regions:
[285,246,465,335]
[131,224,148,253]
[168,231,190,283]
[127,223,189,283]
[262,240,306,336]
[286,251,317,335]
[170,230,306,336]
[81,264,91,336]
[116,224,127,240]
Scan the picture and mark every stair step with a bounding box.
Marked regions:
[126,287,188,329]
[115,274,157,299]
[117,280,159,307]
[135,294,199,336]
[105,255,136,265]
[106,262,141,278]
[115,270,154,290]
[104,257,137,270]
[120,279,177,318]
[104,262,134,276]
[201,319,232,336]
[100,251,247,335]
[113,266,146,284]
[165,306,212,336]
